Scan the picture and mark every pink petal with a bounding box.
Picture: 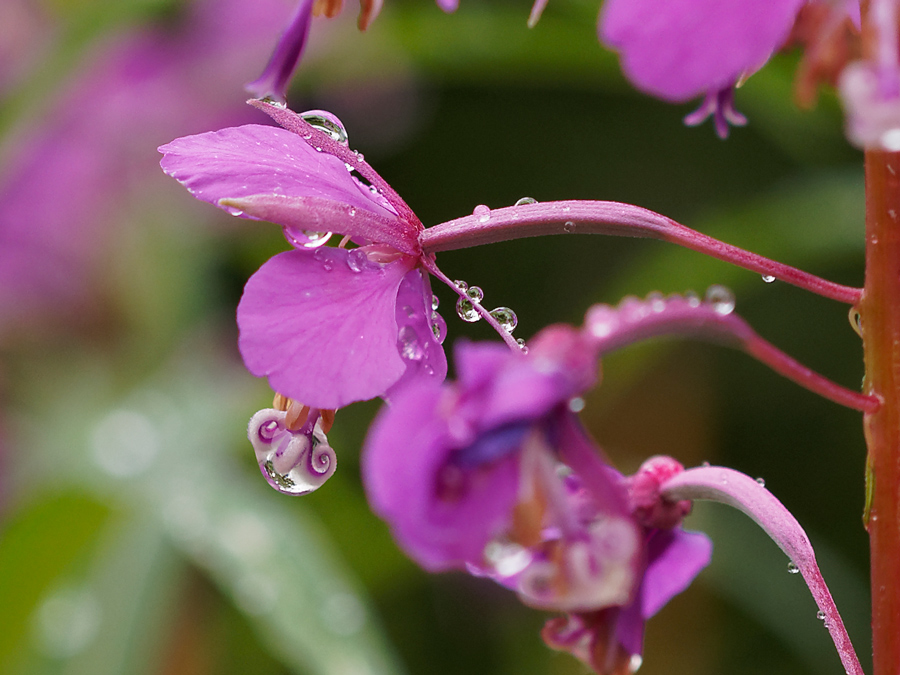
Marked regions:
[640,528,712,619]
[159,124,397,221]
[599,0,805,101]
[237,248,417,409]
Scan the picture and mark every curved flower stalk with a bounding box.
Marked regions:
[247,0,460,101]
[597,0,860,137]
[362,329,712,674]
[662,466,865,675]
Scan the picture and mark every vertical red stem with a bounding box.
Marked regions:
[862,150,900,675]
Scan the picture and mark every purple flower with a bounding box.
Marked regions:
[363,328,712,671]
[160,106,448,410]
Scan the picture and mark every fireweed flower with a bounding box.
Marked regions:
[362,327,712,672]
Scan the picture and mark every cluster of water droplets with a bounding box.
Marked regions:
[452,280,519,335]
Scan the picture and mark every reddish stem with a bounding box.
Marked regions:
[861,149,900,675]
[421,201,862,304]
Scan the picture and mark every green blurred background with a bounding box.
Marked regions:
[0,0,871,674]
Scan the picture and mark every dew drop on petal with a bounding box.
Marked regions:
[762,274,776,283]
[314,248,334,271]
[347,249,367,273]
[489,307,517,333]
[787,561,800,574]
[431,294,440,311]
[300,110,349,145]
[473,204,491,223]
[398,325,424,361]
[515,197,537,206]
[430,311,447,343]
[705,285,735,315]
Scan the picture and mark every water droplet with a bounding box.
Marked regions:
[347,249,367,273]
[259,95,287,109]
[705,285,735,315]
[489,307,518,333]
[646,291,665,312]
[430,312,447,343]
[762,274,776,283]
[515,197,537,206]
[882,128,900,151]
[456,298,481,322]
[454,279,468,291]
[701,461,711,467]
[431,294,440,311]
[817,610,826,620]
[398,325,424,361]
[563,221,575,233]
[787,561,800,574]
[250,412,337,496]
[516,338,528,353]
[685,291,701,308]
[90,409,159,478]
[348,206,357,216]
[484,541,532,576]
[755,477,765,487]
[473,204,491,223]
[300,110,349,145]
[34,587,101,657]
[285,227,333,249]
[314,248,334,271]
[629,654,643,673]
[403,305,416,318]
[466,286,484,303]
[568,397,585,412]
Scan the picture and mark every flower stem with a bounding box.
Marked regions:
[662,466,864,675]
[861,149,900,675]
[421,201,862,304]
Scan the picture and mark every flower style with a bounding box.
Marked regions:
[362,327,713,673]
[159,104,448,412]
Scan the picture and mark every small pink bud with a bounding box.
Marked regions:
[628,455,692,529]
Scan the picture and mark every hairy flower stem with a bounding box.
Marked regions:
[422,201,862,304]
[861,150,900,675]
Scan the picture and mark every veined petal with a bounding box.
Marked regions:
[159,124,397,221]
[599,0,805,101]
[237,248,416,409]
[221,194,420,255]
[640,528,712,619]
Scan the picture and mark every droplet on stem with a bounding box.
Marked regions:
[489,307,518,333]
[514,197,537,206]
[300,110,349,145]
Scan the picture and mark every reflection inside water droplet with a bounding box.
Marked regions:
[300,110,349,145]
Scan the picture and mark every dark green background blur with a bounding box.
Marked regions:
[0,1,871,674]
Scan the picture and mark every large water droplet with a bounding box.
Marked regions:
[285,226,333,249]
[457,298,481,322]
[489,307,518,333]
[398,325,424,361]
[787,561,800,574]
[473,204,491,223]
[705,285,735,315]
[515,197,537,206]
[431,312,447,343]
[346,249,368,273]
[300,110,349,145]
[250,410,337,495]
